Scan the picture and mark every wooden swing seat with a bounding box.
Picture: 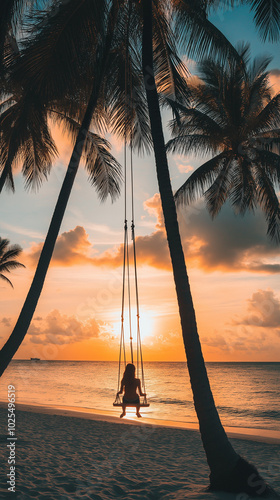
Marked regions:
[113,402,150,407]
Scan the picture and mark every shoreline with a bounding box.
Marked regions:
[0,403,279,499]
[1,400,280,444]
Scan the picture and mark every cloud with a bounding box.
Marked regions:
[1,317,11,327]
[25,192,280,274]
[28,309,101,345]
[202,333,230,352]
[233,289,280,328]
[269,69,280,95]
[177,199,280,274]
[141,194,280,274]
[201,326,272,355]
[26,226,95,267]
[25,198,171,270]
[0,222,45,240]
[177,164,194,174]
[172,154,195,175]
[209,289,280,357]
[88,194,171,269]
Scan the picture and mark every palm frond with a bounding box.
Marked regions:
[251,130,280,154]
[167,133,219,156]
[173,0,242,63]
[174,152,228,205]
[152,3,190,104]
[13,0,108,101]
[254,163,280,241]
[171,106,224,145]
[0,260,25,271]
[254,148,280,187]
[0,237,24,287]
[248,54,272,82]
[105,42,152,154]
[229,157,257,214]
[0,273,14,288]
[205,157,234,217]
[0,238,9,254]
[83,132,122,202]
[252,93,280,133]
[0,92,58,190]
[0,244,23,262]
[250,0,280,42]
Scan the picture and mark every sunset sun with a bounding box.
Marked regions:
[112,307,155,346]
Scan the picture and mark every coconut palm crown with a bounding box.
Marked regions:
[0,237,25,288]
[167,45,280,241]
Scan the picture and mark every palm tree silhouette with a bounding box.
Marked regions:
[0,0,186,375]
[1,1,279,496]
[0,238,25,288]
[168,45,280,241]
[0,1,125,374]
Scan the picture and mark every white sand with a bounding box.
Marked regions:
[0,403,279,500]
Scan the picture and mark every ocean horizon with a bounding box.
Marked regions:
[1,360,279,432]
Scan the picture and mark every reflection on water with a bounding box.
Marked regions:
[1,361,279,431]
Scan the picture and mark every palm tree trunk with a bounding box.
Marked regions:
[141,0,277,496]
[0,86,98,376]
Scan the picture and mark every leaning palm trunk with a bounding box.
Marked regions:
[0,86,98,376]
[141,0,277,496]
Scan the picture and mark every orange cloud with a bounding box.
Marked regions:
[26,226,94,267]
[232,289,280,329]
[94,193,171,269]
[28,309,101,345]
[203,289,280,359]
[25,198,171,270]
[25,194,280,274]
[1,317,11,328]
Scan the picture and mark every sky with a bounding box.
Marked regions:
[1,5,280,362]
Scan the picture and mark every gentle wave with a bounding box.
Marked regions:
[149,397,192,407]
[217,405,280,420]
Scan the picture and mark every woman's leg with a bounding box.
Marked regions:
[136,404,142,417]
[120,404,126,418]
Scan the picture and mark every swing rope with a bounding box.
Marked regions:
[114,3,148,406]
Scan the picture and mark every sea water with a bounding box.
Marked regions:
[0,361,279,431]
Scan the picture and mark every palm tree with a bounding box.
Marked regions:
[168,45,280,241]
[127,1,278,495]
[0,78,120,194]
[0,0,188,374]
[0,10,60,193]
[1,1,279,496]
[0,237,25,288]
[0,0,152,374]
[141,1,250,495]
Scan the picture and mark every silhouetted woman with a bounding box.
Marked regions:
[117,363,146,418]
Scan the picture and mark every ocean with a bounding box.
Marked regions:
[0,361,279,431]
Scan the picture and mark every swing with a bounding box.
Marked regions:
[113,149,149,409]
[112,218,150,407]
[113,44,149,409]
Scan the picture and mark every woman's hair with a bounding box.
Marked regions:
[122,363,136,386]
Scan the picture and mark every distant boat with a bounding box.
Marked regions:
[30,357,40,361]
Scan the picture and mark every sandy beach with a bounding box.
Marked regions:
[0,404,279,500]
